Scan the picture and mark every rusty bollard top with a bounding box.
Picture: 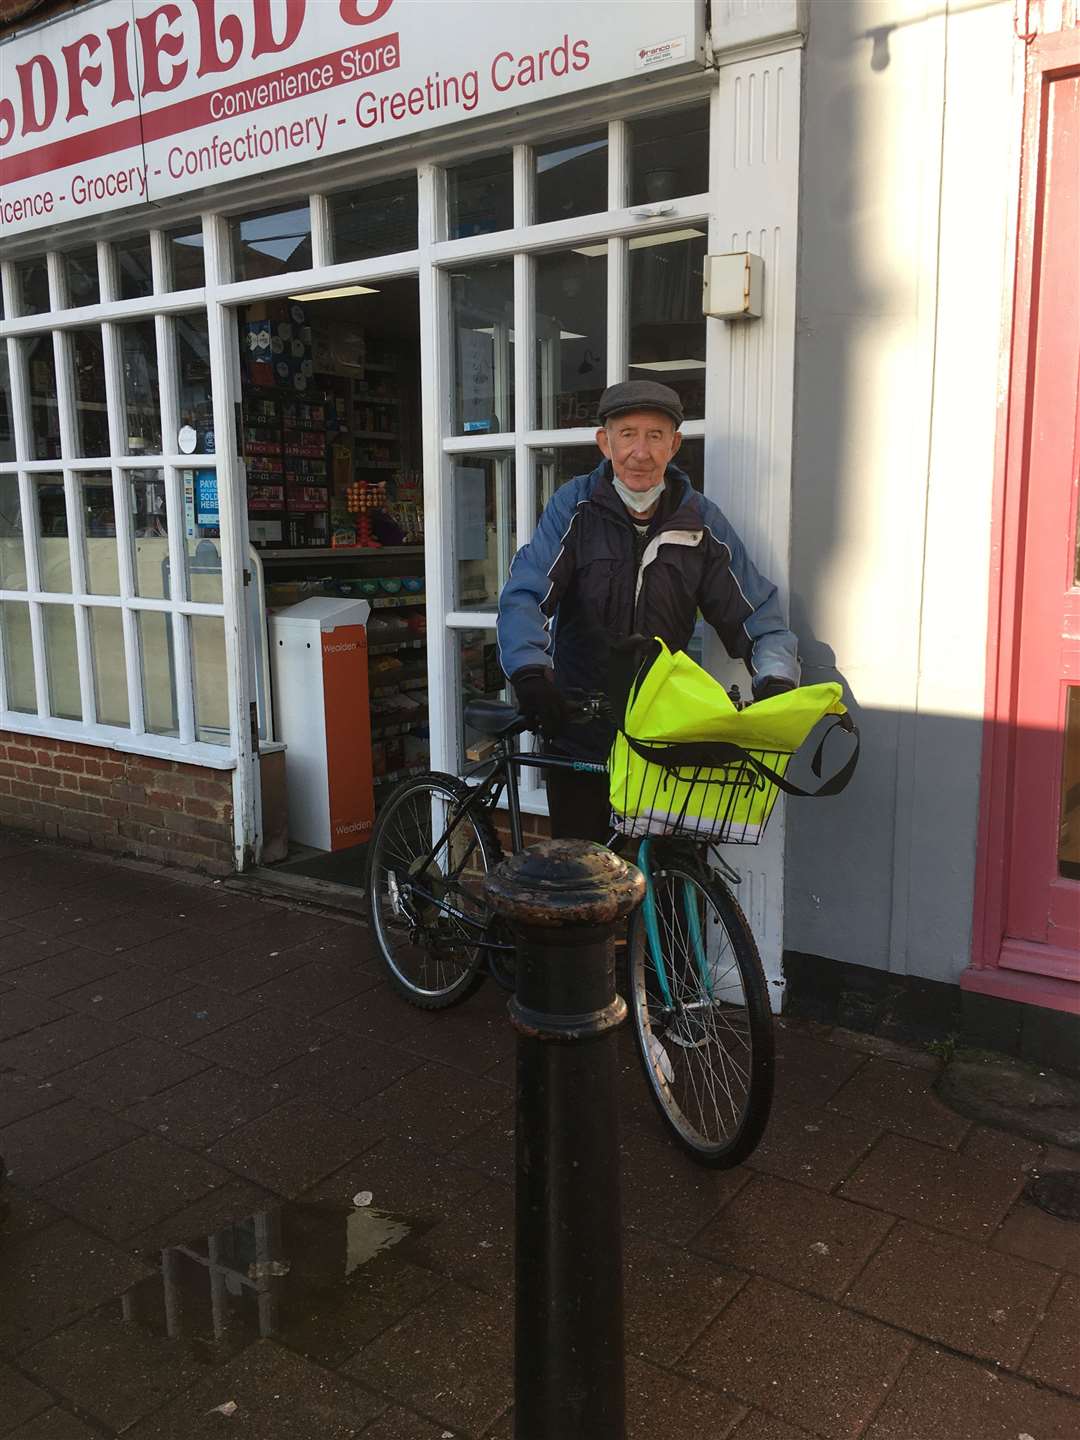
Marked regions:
[482,839,645,930]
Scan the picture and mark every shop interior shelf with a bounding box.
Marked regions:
[354,461,398,470]
[257,545,424,560]
[370,594,426,608]
[353,431,398,440]
[374,763,429,787]
[367,639,426,655]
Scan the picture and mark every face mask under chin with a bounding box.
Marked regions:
[613,477,666,514]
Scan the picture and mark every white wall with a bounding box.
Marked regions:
[785,0,1018,983]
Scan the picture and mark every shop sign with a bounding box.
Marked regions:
[0,0,705,238]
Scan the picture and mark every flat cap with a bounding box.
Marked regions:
[597,380,684,427]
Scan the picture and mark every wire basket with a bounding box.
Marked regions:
[608,731,791,844]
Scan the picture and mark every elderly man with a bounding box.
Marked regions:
[496,379,799,842]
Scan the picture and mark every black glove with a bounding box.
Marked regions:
[752,675,797,703]
[512,669,571,738]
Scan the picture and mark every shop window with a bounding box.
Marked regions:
[0,351,15,462]
[43,603,80,720]
[233,203,312,282]
[0,476,26,589]
[535,247,607,429]
[628,229,708,421]
[451,262,515,436]
[115,236,154,300]
[130,471,171,601]
[138,610,179,737]
[0,602,36,713]
[118,320,162,455]
[535,444,599,519]
[81,473,119,595]
[26,337,60,461]
[191,614,229,744]
[33,477,71,593]
[452,454,515,611]
[64,247,100,308]
[166,224,206,291]
[88,607,129,727]
[1060,687,1080,879]
[675,436,705,493]
[14,258,49,316]
[628,104,710,206]
[455,626,510,755]
[331,175,418,262]
[447,153,513,239]
[177,315,214,454]
[186,495,224,607]
[71,329,109,458]
[535,130,608,225]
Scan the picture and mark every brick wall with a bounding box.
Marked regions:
[0,731,235,875]
[492,811,552,855]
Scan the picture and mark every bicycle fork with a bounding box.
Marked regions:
[637,838,714,1011]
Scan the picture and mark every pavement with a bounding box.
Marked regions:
[0,833,1077,1440]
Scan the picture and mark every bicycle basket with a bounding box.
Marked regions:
[609,732,789,843]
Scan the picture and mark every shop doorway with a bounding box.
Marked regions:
[236,278,425,890]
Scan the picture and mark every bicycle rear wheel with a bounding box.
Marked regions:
[628,858,774,1166]
[368,772,502,1008]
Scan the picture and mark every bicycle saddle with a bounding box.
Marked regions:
[463,700,526,737]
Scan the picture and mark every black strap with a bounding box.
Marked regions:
[623,714,860,799]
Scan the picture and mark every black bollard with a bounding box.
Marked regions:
[483,839,645,1440]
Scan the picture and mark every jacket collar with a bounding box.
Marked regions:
[587,458,696,528]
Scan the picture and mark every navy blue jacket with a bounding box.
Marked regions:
[496,460,799,758]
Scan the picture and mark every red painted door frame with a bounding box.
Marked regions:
[968,22,1080,1014]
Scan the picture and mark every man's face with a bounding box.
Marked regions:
[596,410,683,491]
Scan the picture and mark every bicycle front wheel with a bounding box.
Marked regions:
[628,861,774,1167]
[368,772,502,1008]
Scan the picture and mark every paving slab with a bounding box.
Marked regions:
[0,1218,153,1353]
[125,1064,287,1149]
[59,914,186,957]
[938,1051,1080,1149]
[0,934,82,978]
[961,1122,1045,1170]
[625,1357,745,1440]
[408,1181,513,1295]
[0,991,70,1044]
[298,1134,488,1224]
[827,1057,971,1148]
[356,1407,451,1439]
[16,896,130,941]
[395,1003,518,1078]
[20,1307,208,1433]
[728,1413,816,1440]
[445,1104,516,1186]
[0,1098,140,1187]
[206,1098,377,1198]
[120,929,243,975]
[838,1131,1027,1240]
[771,1024,867,1110]
[693,1172,894,1300]
[679,1276,912,1440]
[124,1177,277,1254]
[992,1195,1080,1275]
[0,1014,132,1079]
[39,1135,233,1242]
[60,967,192,1022]
[123,987,261,1046]
[122,1338,384,1440]
[271,1033,420,1113]
[176,941,309,996]
[317,985,439,1045]
[52,1037,210,1110]
[184,1008,335,1076]
[3,1410,101,1440]
[1020,1273,1079,1395]
[624,1232,744,1364]
[845,1219,1057,1368]
[238,958,380,1015]
[352,1061,508,1153]
[618,1122,752,1245]
[0,1358,52,1433]
[864,1344,1080,1440]
[745,1101,882,1192]
[344,1281,512,1438]
[0,1188,64,1240]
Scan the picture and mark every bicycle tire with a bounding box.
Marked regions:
[368,772,503,1009]
[628,860,774,1167]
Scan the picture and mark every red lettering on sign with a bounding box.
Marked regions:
[106,23,136,106]
[62,34,103,121]
[135,4,188,97]
[192,0,243,79]
[339,0,395,25]
[252,0,307,59]
[17,55,58,137]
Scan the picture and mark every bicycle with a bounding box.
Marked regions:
[367,687,858,1168]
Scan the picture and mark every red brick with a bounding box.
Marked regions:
[11,780,39,800]
[143,787,185,813]
[0,778,11,795]
[52,754,85,775]
[113,783,146,804]
[58,824,91,845]
[98,761,125,780]
[101,798,130,819]
[81,757,102,776]
[182,796,222,820]
[8,746,38,764]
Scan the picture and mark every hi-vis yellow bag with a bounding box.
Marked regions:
[608,640,858,843]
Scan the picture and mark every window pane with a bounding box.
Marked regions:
[535,130,608,225]
[629,229,708,421]
[166,224,205,290]
[675,436,704,493]
[186,499,224,607]
[447,153,513,239]
[0,601,36,712]
[26,336,60,461]
[629,104,710,205]
[191,614,229,744]
[0,476,26,589]
[115,236,153,300]
[43,603,80,720]
[536,444,599,520]
[451,262,515,436]
[131,471,169,599]
[139,610,178,737]
[177,315,214,454]
[1060,687,1080,879]
[535,247,607,429]
[71,328,109,457]
[15,258,49,316]
[64,247,100,308]
[81,472,119,595]
[89,607,128,727]
[233,203,312,282]
[331,175,418,262]
[456,626,510,755]
[452,454,515,610]
[34,477,71,592]
[0,350,15,462]
[119,321,162,455]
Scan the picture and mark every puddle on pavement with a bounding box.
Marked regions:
[116,1200,416,1360]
